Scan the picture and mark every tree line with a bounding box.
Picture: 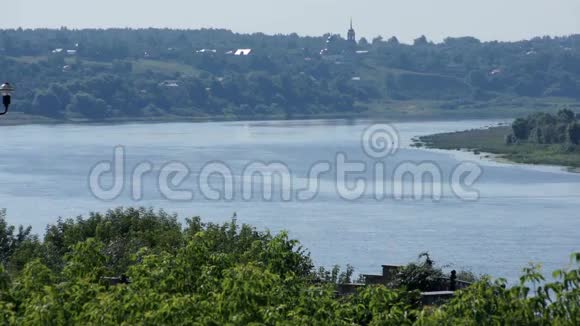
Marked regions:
[0,29,580,120]
[508,108,580,145]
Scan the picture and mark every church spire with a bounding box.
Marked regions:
[347,18,356,43]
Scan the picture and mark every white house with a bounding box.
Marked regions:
[234,49,252,56]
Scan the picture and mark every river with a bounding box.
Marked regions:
[0,119,578,281]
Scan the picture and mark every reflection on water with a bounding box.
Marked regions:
[0,119,579,281]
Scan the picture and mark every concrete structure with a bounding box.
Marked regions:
[421,291,454,306]
[362,265,402,285]
[336,264,472,306]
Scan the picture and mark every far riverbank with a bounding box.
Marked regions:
[415,125,580,171]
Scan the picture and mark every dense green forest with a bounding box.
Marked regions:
[0,207,578,324]
[1,28,580,122]
[508,108,580,144]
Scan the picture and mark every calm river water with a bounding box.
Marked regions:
[0,119,578,281]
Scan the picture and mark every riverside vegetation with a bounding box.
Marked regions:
[1,29,580,123]
[418,109,580,169]
[0,207,578,324]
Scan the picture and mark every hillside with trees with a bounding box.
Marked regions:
[1,28,580,122]
[0,207,578,324]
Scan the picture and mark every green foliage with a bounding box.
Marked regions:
[42,207,183,273]
[0,208,577,324]
[567,122,580,144]
[31,89,63,117]
[512,117,530,139]
[510,109,580,146]
[2,29,580,121]
[0,210,41,274]
[419,254,580,325]
[62,239,108,282]
[66,92,110,120]
[17,259,53,296]
[392,252,446,292]
[316,264,355,284]
[349,286,421,325]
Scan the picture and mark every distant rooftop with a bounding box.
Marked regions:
[234,49,252,56]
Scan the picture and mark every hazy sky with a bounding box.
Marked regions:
[6,0,580,43]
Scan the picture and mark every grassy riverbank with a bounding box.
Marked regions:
[417,125,580,169]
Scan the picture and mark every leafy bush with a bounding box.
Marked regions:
[392,252,446,292]
[0,208,578,324]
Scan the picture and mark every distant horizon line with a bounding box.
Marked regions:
[1,26,578,45]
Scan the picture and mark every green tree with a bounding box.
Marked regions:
[558,108,576,123]
[566,122,580,144]
[66,92,110,120]
[0,208,578,324]
[32,89,63,117]
[0,210,37,271]
[413,35,429,46]
[62,238,108,282]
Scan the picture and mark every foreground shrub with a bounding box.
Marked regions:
[0,208,577,324]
